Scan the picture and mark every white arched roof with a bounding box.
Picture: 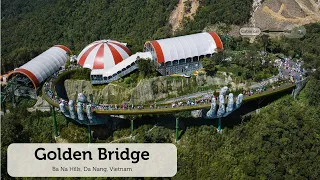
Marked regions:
[13,45,71,88]
[144,32,223,64]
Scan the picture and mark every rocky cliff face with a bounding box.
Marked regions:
[252,0,320,30]
[64,74,248,104]
[64,80,131,104]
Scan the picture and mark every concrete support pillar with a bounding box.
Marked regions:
[130,120,134,142]
[218,117,222,132]
[175,117,179,143]
[51,106,58,137]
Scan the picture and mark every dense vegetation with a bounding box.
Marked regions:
[1,0,254,74]
[201,23,320,82]
[2,0,320,178]
[3,76,319,179]
[201,50,278,82]
[267,23,320,69]
[1,99,67,178]
[178,0,253,34]
[176,76,320,179]
[1,0,178,73]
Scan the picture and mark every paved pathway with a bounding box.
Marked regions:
[156,90,213,104]
[41,61,298,116]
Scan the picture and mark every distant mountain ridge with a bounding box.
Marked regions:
[251,0,320,30]
[1,0,319,74]
[171,0,320,36]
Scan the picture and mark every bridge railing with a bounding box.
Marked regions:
[42,67,297,115]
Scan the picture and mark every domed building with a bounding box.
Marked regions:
[78,40,131,70]
[78,32,223,85]
[77,40,134,84]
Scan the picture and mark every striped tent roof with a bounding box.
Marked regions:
[77,40,132,70]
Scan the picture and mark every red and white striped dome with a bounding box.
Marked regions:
[77,40,132,70]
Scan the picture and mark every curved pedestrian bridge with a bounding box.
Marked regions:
[42,72,296,115]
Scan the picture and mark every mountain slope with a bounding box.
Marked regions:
[1,0,178,73]
[169,0,199,32]
[252,0,320,30]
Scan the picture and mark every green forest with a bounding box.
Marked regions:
[1,0,253,73]
[178,0,253,35]
[2,71,320,180]
[200,23,320,82]
[2,0,320,179]
[2,25,320,177]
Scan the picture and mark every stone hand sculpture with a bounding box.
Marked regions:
[206,93,244,119]
[68,100,77,120]
[217,95,226,118]
[86,104,93,123]
[206,96,217,118]
[77,102,84,121]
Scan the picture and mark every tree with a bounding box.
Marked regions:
[1,0,179,71]
[201,57,218,76]
[65,58,71,69]
[302,52,319,70]
[303,78,320,106]
[136,58,158,79]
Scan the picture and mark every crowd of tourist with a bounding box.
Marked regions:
[44,71,290,112]
[43,56,301,112]
[44,65,78,107]
[84,94,217,111]
[244,87,267,96]
[276,57,305,82]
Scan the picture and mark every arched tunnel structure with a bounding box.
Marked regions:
[8,45,72,89]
